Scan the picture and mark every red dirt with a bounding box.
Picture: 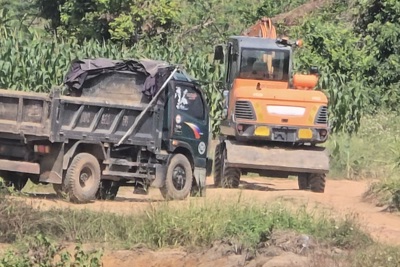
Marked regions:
[272,0,333,26]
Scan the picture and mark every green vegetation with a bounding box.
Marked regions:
[0,191,369,249]
[1,0,399,135]
[1,191,400,266]
[325,111,400,209]
[327,112,400,179]
[0,0,400,263]
[0,235,102,267]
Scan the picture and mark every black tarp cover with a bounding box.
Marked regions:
[63,58,175,99]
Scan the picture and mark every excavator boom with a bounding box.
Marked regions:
[241,17,277,38]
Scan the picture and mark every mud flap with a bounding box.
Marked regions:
[206,157,213,177]
[191,167,207,197]
[151,164,167,188]
[224,140,329,174]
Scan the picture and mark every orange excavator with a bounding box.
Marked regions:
[213,17,329,192]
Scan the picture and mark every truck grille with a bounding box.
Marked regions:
[235,101,255,120]
[315,106,328,124]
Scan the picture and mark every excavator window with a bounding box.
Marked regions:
[239,49,290,81]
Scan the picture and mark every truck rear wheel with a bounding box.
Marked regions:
[64,153,101,203]
[160,153,193,200]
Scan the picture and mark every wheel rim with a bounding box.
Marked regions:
[79,166,94,190]
[172,164,186,190]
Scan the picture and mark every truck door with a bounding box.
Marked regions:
[168,80,209,167]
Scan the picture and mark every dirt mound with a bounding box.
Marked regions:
[272,0,333,26]
[101,232,343,267]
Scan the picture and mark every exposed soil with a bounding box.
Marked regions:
[272,0,333,26]
[5,176,400,266]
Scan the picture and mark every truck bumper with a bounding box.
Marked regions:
[0,159,40,174]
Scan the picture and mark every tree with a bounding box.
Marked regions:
[354,0,400,111]
[36,0,181,44]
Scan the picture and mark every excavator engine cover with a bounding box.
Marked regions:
[224,140,329,174]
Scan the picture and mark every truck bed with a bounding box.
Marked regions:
[53,95,161,147]
[0,89,51,139]
[0,89,162,148]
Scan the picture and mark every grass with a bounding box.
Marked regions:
[1,188,400,266]
[325,111,400,210]
[0,192,370,250]
[327,112,400,180]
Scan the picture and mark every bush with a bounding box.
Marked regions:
[0,234,102,267]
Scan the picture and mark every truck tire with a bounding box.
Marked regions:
[64,153,101,203]
[96,180,120,200]
[160,153,193,200]
[221,168,241,188]
[298,173,310,190]
[309,173,326,193]
[213,143,223,187]
[0,171,28,192]
[220,144,241,189]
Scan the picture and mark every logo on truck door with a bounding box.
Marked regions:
[198,141,206,155]
[184,122,203,139]
[175,86,189,110]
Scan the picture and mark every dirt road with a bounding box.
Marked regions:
[22,176,400,246]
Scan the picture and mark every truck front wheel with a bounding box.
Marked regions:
[64,153,101,203]
[160,154,193,200]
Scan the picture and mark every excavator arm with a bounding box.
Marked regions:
[241,17,277,38]
[241,17,278,76]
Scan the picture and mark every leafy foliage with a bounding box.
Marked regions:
[354,0,400,112]
[0,234,102,267]
[0,0,400,135]
[36,0,182,44]
[291,16,372,133]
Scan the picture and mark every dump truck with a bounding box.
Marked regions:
[213,17,329,192]
[0,58,210,202]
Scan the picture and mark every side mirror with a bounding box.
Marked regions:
[309,66,319,75]
[214,45,224,63]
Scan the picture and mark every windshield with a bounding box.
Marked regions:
[239,48,290,81]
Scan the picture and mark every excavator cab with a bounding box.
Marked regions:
[212,18,330,194]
